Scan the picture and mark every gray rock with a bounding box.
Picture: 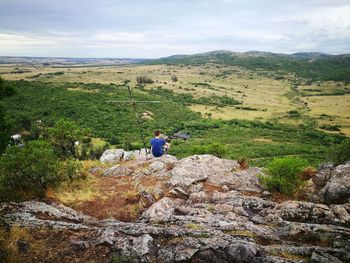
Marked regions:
[170,155,239,188]
[139,190,156,208]
[169,187,189,199]
[132,234,154,258]
[149,161,165,173]
[141,197,180,221]
[331,205,350,224]
[227,243,260,263]
[133,148,152,161]
[316,162,350,204]
[312,163,335,189]
[310,250,342,263]
[123,151,134,161]
[100,149,124,163]
[102,165,132,176]
[207,167,263,192]
[175,248,198,261]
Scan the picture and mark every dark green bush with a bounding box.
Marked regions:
[260,157,308,196]
[58,158,83,181]
[49,118,83,159]
[190,143,227,158]
[330,139,350,165]
[136,76,154,85]
[206,143,228,158]
[0,140,60,200]
[319,124,341,131]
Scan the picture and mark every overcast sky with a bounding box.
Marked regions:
[0,0,349,58]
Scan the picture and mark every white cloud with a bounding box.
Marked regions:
[0,0,349,57]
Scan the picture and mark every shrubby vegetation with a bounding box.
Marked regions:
[168,118,346,166]
[330,138,350,165]
[0,77,15,153]
[2,81,198,146]
[0,81,349,203]
[149,86,240,106]
[0,140,60,200]
[260,157,308,196]
[136,75,154,85]
[49,118,84,158]
[190,143,228,158]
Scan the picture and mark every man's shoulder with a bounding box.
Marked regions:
[151,138,165,144]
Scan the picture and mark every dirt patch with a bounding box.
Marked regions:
[54,174,170,222]
[270,192,293,203]
[202,181,225,193]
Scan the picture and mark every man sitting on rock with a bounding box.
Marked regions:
[150,130,170,157]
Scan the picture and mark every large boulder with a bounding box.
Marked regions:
[314,162,350,204]
[207,167,263,192]
[170,155,239,188]
[312,163,335,190]
[100,149,124,163]
[102,165,132,177]
[148,155,178,175]
[141,197,181,221]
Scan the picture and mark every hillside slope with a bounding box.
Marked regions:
[1,154,350,262]
[146,50,350,81]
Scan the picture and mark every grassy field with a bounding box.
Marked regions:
[1,62,349,136]
[0,60,349,167]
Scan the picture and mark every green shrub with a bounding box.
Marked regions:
[0,140,59,200]
[58,158,83,182]
[206,143,228,158]
[136,76,154,85]
[319,124,341,131]
[288,110,301,117]
[190,143,227,158]
[49,118,83,159]
[260,157,308,196]
[330,139,350,165]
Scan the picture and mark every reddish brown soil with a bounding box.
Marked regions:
[65,174,170,222]
[7,228,111,263]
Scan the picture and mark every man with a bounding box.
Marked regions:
[150,130,170,157]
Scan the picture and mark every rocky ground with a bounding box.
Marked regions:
[1,150,350,263]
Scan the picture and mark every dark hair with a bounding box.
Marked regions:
[154,130,160,136]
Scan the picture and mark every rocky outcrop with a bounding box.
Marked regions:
[2,155,350,262]
[170,155,239,187]
[100,148,153,163]
[102,164,132,176]
[313,162,350,204]
[100,149,125,162]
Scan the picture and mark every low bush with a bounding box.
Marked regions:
[319,124,341,131]
[190,143,227,158]
[260,157,308,196]
[330,138,350,165]
[136,76,154,85]
[0,140,60,200]
[58,158,83,182]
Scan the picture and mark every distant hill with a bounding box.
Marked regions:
[145,50,350,82]
[0,56,146,66]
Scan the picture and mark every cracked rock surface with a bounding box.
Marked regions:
[1,155,350,262]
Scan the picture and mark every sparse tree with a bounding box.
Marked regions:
[49,118,83,159]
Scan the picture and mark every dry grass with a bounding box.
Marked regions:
[184,223,205,230]
[305,94,350,136]
[0,226,38,263]
[224,229,255,238]
[46,174,101,205]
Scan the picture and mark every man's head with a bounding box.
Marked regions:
[154,130,160,137]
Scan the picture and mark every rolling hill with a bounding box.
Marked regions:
[146,50,350,81]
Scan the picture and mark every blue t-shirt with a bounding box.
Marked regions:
[150,138,166,157]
